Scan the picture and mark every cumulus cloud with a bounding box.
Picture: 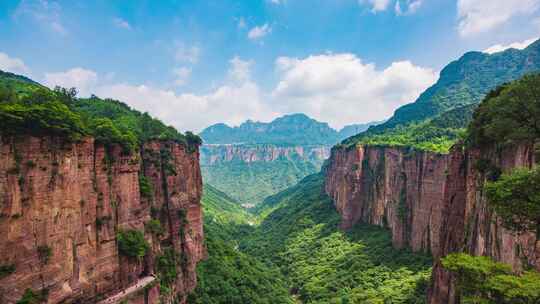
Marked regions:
[97,80,276,133]
[113,17,131,30]
[0,52,31,75]
[41,54,436,132]
[272,53,436,129]
[42,58,275,132]
[13,0,67,35]
[483,37,539,54]
[44,68,98,97]
[248,24,271,40]
[360,0,391,13]
[457,0,540,37]
[172,67,191,86]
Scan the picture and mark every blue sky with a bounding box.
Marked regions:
[0,0,539,131]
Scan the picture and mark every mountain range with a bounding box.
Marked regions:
[200,113,382,145]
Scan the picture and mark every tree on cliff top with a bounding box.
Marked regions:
[0,71,202,153]
[467,73,540,148]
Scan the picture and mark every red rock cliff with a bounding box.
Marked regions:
[429,143,539,303]
[0,136,204,304]
[324,143,539,303]
[324,145,448,256]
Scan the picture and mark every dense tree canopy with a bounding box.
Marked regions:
[467,74,540,148]
[0,72,201,153]
[442,253,540,303]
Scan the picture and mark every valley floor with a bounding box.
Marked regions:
[190,174,432,304]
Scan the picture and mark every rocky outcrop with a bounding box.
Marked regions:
[0,136,204,304]
[324,145,448,256]
[201,144,330,165]
[324,143,539,303]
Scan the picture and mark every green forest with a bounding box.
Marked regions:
[192,175,433,304]
[0,70,201,152]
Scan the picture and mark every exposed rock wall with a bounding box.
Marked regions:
[324,146,448,256]
[429,144,539,304]
[0,136,204,304]
[201,144,330,165]
[324,143,539,303]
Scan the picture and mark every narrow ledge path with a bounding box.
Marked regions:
[96,276,156,304]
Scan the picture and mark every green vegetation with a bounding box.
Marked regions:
[485,167,540,237]
[0,71,200,153]
[241,174,432,304]
[201,158,319,206]
[368,41,540,136]
[341,40,540,153]
[189,184,293,304]
[343,104,473,153]
[0,264,15,279]
[117,230,150,258]
[139,175,153,199]
[467,74,540,148]
[16,288,48,304]
[442,253,540,303]
[145,219,164,236]
[156,248,179,295]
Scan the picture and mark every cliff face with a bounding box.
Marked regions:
[324,143,539,303]
[429,143,539,304]
[324,146,448,257]
[0,136,204,304]
[200,144,330,165]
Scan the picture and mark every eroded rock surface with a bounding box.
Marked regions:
[0,136,204,304]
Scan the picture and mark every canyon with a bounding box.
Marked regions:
[324,142,539,303]
[0,136,204,304]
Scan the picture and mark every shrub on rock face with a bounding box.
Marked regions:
[117,230,150,258]
[16,288,48,304]
[485,167,540,237]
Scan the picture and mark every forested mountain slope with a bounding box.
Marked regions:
[240,174,433,303]
[344,39,540,152]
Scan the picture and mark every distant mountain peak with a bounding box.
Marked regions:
[200,114,383,145]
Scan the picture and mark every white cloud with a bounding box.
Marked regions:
[175,44,200,64]
[396,0,422,15]
[484,37,538,54]
[360,0,391,13]
[43,59,275,132]
[270,0,283,4]
[113,17,131,30]
[228,57,254,83]
[97,80,276,133]
[172,67,192,86]
[44,68,98,97]
[457,0,540,37]
[13,0,67,35]
[0,52,30,75]
[248,24,272,40]
[41,54,436,132]
[272,53,436,128]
